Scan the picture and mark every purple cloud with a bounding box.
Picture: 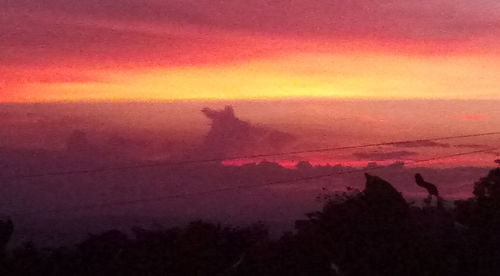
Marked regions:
[353,150,418,161]
[391,140,450,148]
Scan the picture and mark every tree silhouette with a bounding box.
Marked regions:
[0,217,13,258]
[3,167,500,275]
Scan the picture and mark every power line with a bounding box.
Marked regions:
[12,147,498,217]
[7,131,500,180]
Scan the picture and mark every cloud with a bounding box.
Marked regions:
[0,112,11,120]
[2,0,499,69]
[197,106,295,158]
[454,143,491,149]
[459,114,489,121]
[391,140,450,148]
[10,0,497,40]
[66,130,93,154]
[353,150,418,161]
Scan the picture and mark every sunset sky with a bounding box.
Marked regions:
[2,0,500,102]
[3,1,500,249]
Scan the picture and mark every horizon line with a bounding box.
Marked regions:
[2,96,500,104]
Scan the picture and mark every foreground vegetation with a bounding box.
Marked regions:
[1,167,500,276]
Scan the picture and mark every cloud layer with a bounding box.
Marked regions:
[2,0,500,68]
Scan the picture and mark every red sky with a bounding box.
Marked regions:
[2,0,500,102]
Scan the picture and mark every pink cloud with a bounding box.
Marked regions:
[2,0,500,69]
[459,114,489,121]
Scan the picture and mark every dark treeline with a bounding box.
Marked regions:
[1,167,500,275]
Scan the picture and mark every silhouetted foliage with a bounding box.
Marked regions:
[454,167,500,275]
[3,168,500,275]
[0,217,13,258]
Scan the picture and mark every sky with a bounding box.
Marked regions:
[2,0,500,102]
[3,1,500,248]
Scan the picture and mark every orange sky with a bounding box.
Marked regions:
[2,0,500,102]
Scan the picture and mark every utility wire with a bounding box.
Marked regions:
[7,131,500,180]
[11,147,498,217]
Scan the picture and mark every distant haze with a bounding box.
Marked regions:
[0,99,498,245]
[1,99,498,167]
